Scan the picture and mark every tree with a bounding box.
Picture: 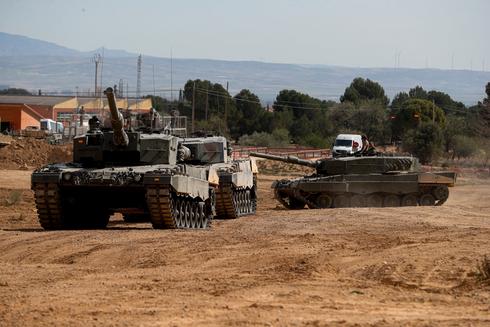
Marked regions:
[0,88,31,95]
[391,98,446,140]
[233,89,266,136]
[408,86,428,100]
[340,77,389,107]
[472,82,490,139]
[273,89,327,119]
[403,122,444,164]
[391,92,409,111]
[272,89,333,145]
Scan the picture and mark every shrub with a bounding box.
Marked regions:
[6,190,22,206]
[238,128,290,147]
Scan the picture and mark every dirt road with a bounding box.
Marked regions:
[0,170,489,326]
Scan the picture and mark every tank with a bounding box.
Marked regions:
[180,136,258,218]
[250,152,456,209]
[31,87,214,230]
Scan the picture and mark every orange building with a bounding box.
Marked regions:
[0,95,152,132]
[0,103,45,131]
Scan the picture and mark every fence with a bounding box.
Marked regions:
[232,145,330,160]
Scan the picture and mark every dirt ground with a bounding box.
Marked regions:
[0,169,489,326]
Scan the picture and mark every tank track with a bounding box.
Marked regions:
[33,182,64,230]
[215,184,257,219]
[146,185,210,229]
[33,182,111,229]
[274,185,450,209]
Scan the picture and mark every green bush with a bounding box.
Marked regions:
[452,135,479,159]
[238,128,290,147]
[297,133,329,148]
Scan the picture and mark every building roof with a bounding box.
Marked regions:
[0,95,152,111]
[0,95,73,106]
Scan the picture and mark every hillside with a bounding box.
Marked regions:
[1,32,489,104]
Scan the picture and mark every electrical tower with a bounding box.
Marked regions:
[118,79,124,97]
[136,54,142,100]
[92,54,102,97]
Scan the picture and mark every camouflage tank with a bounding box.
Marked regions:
[180,136,258,218]
[31,87,214,230]
[250,152,456,209]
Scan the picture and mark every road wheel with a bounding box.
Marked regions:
[333,194,350,208]
[401,194,418,206]
[419,193,436,206]
[366,194,383,207]
[383,194,401,207]
[316,194,333,208]
[351,194,367,207]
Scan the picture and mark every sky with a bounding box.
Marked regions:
[0,0,489,70]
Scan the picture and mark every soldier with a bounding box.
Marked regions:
[359,135,376,156]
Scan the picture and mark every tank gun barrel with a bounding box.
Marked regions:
[104,87,129,147]
[250,152,318,168]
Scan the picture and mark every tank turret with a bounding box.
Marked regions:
[73,87,185,166]
[250,152,418,175]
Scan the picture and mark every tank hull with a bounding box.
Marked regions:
[272,171,456,209]
[31,163,214,230]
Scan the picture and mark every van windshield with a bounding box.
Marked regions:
[335,139,352,147]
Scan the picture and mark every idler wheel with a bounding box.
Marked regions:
[366,194,383,207]
[419,193,436,206]
[401,194,418,206]
[383,194,401,207]
[333,194,350,208]
[433,185,449,201]
[288,197,305,209]
[350,194,367,208]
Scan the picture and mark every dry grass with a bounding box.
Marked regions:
[5,190,22,206]
[477,255,490,283]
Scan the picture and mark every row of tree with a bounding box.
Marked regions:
[146,78,490,164]
[4,78,488,164]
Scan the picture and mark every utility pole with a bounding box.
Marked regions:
[92,54,102,97]
[432,99,435,123]
[136,54,142,100]
[152,64,156,96]
[170,49,173,101]
[205,84,209,121]
[192,81,196,133]
[225,81,229,124]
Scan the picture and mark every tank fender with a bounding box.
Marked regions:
[31,171,61,184]
[207,164,220,186]
[250,157,259,174]
[170,175,209,200]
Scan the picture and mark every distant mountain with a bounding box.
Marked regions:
[0,32,136,57]
[1,32,489,105]
[0,32,80,57]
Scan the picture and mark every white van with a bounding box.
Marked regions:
[332,134,363,157]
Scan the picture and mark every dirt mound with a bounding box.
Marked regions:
[0,137,72,170]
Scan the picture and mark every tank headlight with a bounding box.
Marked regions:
[63,173,72,181]
[134,174,142,182]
